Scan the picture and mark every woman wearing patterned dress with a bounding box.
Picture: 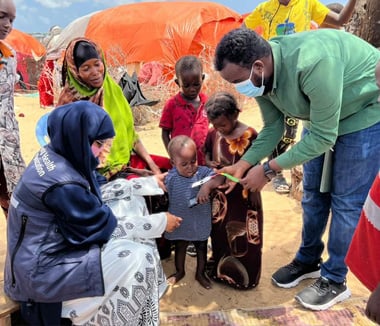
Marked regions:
[0,0,25,217]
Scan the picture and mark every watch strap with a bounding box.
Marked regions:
[263,161,276,181]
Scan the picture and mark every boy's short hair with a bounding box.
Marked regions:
[175,55,203,78]
[167,135,196,159]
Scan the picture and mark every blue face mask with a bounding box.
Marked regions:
[234,67,265,98]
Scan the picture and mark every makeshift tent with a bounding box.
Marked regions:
[49,2,243,79]
[38,26,63,108]
[5,29,46,90]
[45,12,97,59]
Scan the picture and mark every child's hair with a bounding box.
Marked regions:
[205,91,241,120]
[326,2,344,14]
[175,55,203,78]
[167,135,196,159]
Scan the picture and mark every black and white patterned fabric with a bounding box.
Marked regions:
[62,177,168,325]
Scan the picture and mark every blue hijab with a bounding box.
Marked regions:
[47,101,115,198]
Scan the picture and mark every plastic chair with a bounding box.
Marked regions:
[35,112,50,146]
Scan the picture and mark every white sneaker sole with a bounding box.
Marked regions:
[272,270,321,288]
[295,287,352,311]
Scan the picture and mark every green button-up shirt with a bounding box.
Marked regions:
[243,29,380,169]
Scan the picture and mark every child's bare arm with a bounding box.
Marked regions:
[205,152,220,168]
[161,129,171,153]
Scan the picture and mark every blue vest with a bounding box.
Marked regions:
[4,146,105,302]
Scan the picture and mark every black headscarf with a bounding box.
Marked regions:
[73,41,100,69]
[47,100,115,198]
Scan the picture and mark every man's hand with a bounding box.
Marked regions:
[165,213,182,232]
[239,165,268,193]
[216,160,251,194]
[366,283,380,324]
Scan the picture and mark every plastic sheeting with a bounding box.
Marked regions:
[5,29,46,90]
[49,2,243,68]
[6,29,46,59]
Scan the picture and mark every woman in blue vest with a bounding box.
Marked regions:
[4,101,181,325]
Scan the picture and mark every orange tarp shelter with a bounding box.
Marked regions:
[6,29,46,90]
[50,2,243,71]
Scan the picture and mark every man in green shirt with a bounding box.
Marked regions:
[244,0,355,195]
[214,28,380,310]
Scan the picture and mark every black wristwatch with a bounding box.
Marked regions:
[263,161,276,182]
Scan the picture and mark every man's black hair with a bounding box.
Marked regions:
[214,28,271,71]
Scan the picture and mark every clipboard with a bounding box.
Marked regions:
[320,149,333,193]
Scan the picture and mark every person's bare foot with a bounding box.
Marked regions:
[167,272,185,285]
[196,273,212,289]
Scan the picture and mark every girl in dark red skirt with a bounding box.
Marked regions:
[204,91,263,289]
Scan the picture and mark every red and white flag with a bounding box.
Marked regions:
[346,171,380,291]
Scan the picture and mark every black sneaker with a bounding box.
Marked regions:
[272,259,321,288]
[295,276,351,310]
[186,243,197,257]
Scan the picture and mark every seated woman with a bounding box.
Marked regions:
[57,37,171,180]
[4,101,182,325]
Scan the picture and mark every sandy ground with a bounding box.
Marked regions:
[1,94,370,315]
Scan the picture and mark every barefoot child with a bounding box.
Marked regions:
[159,55,209,256]
[204,91,264,289]
[164,135,224,289]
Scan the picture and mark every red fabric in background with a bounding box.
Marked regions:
[38,59,55,107]
[129,154,171,171]
[346,172,380,291]
[127,154,172,179]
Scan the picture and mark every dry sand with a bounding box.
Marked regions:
[6,94,370,314]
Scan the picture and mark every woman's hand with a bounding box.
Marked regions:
[216,160,251,194]
[239,165,268,192]
[165,213,182,232]
[148,161,162,175]
[128,167,154,177]
[154,172,168,192]
[133,139,162,174]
